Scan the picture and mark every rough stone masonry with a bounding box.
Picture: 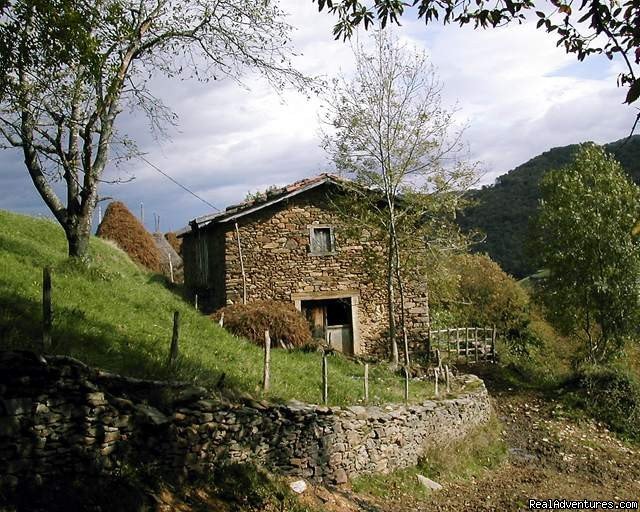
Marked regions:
[0,351,491,491]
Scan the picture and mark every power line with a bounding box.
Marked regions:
[139,155,220,211]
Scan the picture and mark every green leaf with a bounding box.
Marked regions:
[625,79,640,104]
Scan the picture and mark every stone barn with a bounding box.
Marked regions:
[180,174,430,357]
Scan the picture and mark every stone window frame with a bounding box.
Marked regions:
[308,224,336,256]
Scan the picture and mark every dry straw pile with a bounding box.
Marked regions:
[213,300,313,349]
[164,232,182,256]
[97,201,163,273]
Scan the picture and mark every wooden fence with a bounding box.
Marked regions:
[428,327,497,364]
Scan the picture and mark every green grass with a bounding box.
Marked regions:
[0,210,434,406]
[351,415,506,501]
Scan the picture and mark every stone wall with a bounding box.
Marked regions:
[0,352,491,491]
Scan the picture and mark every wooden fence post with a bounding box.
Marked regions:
[263,330,271,392]
[168,311,180,367]
[322,351,328,405]
[42,267,52,351]
[364,363,369,403]
[435,348,442,370]
[445,364,450,393]
[446,328,451,360]
[491,326,497,363]
[403,366,409,404]
[474,327,479,363]
[434,368,439,398]
[465,327,470,363]
[218,312,224,328]
[168,254,174,283]
[455,328,460,361]
[194,293,198,311]
[427,327,432,362]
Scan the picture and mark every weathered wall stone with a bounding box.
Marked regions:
[0,352,491,491]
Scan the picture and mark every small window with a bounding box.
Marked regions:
[310,226,335,255]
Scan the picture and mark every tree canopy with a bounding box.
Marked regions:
[458,135,640,278]
[323,30,477,365]
[0,0,308,258]
[533,144,640,363]
[313,0,640,115]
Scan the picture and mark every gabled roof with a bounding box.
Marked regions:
[184,173,347,232]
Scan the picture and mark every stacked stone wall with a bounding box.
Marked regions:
[0,352,491,490]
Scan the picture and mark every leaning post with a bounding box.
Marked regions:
[42,267,52,351]
[263,330,271,392]
[364,363,369,403]
[168,254,174,283]
[445,364,451,393]
[168,311,180,367]
[322,350,328,405]
[474,327,479,363]
[403,366,409,404]
[491,326,497,363]
[465,327,470,363]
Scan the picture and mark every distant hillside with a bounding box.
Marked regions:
[459,136,640,278]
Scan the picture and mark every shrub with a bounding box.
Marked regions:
[576,364,640,440]
[431,253,534,353]
[96,201,163,273]
[214,300,312,348]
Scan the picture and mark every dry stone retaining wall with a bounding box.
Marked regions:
[0,351,491,491]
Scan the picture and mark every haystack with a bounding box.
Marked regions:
[97,201,163,273]
[152,233,183,282]
[164,232,182,256]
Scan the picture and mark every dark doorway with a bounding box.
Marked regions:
[301,297,354,355]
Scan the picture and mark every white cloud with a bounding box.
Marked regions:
[0,0,634,231]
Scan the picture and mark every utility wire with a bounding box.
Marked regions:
[139,155,220,211]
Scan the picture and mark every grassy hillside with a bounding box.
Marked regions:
[459,135,640,278]
[0,210,433,406]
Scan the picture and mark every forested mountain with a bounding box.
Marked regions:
[459,135,640,278]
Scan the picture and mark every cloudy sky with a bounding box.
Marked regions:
[0,1,634,233]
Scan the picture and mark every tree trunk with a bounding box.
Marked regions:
[67,229,90,258]
[65,211,94,259]
[389,208,410,367]
[387,233,399,367]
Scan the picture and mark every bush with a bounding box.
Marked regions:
[431,253,535,353]
[213,300,312,349]
[96,201,163,273]
[576,364,640,440]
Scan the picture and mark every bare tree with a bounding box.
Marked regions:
[0,0,310,258]
[323,30,478,367]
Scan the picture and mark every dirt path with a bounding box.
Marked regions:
[424,390,640,511]
[343,386,640,511]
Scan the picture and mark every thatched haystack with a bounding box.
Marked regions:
[97,201,163,273]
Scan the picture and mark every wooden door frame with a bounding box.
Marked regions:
[292,290,361,355]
